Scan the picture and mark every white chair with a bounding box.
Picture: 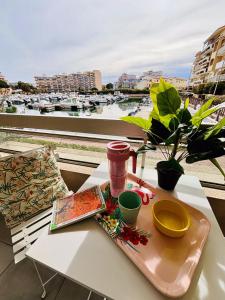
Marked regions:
[0,147,63,299]
[10,207,56,299]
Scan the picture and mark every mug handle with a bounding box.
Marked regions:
[129,150,137,173]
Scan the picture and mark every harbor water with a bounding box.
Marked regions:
[15,101,145,119]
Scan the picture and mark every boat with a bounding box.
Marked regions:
[81,100,95,109]
[85,109,91,116]
[38,100,55,113]
[11,99,24,105]
[60,97,83,111]
[116,95,129,103]
[88,95,109,105]
[27,100,55,112]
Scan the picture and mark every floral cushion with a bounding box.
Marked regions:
[0,146,69,228]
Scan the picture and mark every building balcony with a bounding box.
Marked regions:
[194,62,209,71]
[215,60,225,70]
[217,44,225,56]
[191,79,204,85]
[195,68,207,75]
[202,44,213,55]
[209,74,225,82]
[199,56,210,64]
[199,62,209,69]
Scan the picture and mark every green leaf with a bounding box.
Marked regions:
[150,83,160,116]
[186,148,225,163]
[150,78,181,128]
[191,99,225,127]
[204,117,225,140]
[187,135,224,154]
[168,117,179,131]
[150,78,181,116]
[157,87,181,116]
[187,131,225,163]
[149,107,160,121]
[177,108,192,125]
[149,107,175,132]
[165,127,181,146]
[192,98,214,126]
[184,98,189,109]
[147,118,171,144]
[210,158,225,180]
[120,116,152,130]
[193,98,214,117]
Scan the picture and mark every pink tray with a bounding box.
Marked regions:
[97,173,211,298]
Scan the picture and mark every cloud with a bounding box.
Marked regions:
[0,0,224,83]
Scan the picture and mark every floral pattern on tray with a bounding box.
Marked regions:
[96,182,152,251]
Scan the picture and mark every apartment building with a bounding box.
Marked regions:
[114,70,186,90]
[115,73,137,89]
[0,72,11,96]
[0,72,6,82]
[135,70,163,89]
[136,75,187,90]
[115,71,163,89]
[164,77,187,90]
[34,70,102,92]
[190,25,225,86]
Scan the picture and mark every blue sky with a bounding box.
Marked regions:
[0,0,225,84]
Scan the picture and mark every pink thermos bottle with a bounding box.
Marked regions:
[107,141,137,198]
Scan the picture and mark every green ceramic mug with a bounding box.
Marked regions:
[118,191,142,224]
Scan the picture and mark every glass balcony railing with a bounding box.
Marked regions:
[0,113,224,191]
[210,74,225,82]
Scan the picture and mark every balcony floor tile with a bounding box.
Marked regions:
[56,278,101,300]
[0,214,12,245]
[0,258,64,300]
[0,242,13,274]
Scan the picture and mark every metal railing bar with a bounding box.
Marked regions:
[57,158,99,168]
[200,181,225,191]
[0,148,21,155]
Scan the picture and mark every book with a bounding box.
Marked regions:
[50,185,106,231]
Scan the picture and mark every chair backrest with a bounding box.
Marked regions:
[11,208,52,263]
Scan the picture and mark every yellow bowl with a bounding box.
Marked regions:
[152,200,191,238]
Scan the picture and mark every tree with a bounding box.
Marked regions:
[216,81,225,95]
[192,81,225,95]
[106,83,113,89]
[16,81,37,94]
[91,87,98,92]
[0,80,9,88]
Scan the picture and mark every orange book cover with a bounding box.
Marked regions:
[50,185,106,231]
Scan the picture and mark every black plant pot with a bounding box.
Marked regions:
[156,161,183,191]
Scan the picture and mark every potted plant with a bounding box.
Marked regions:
[121,78,225,190]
